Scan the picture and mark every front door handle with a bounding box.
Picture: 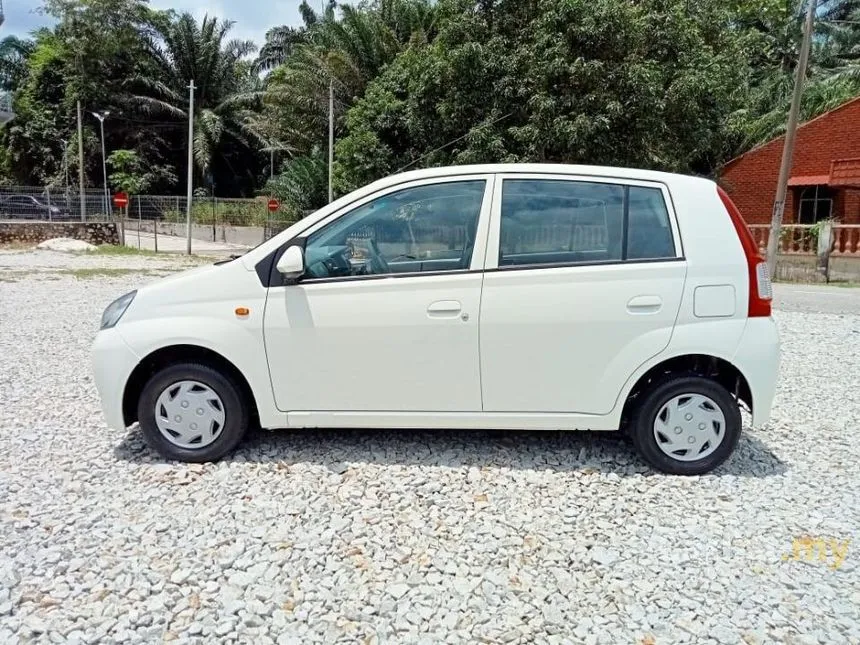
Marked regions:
[627,295,662,314]
[427,300,462,317]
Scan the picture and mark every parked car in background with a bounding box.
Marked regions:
[0,194,72,220]
[92,164,780,475]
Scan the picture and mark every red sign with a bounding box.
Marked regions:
[267,198,280,213]
[113,192,129,208]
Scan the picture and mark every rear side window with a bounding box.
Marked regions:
[500,180,624,266]
[499,179,676,267]
[626,186,675,260]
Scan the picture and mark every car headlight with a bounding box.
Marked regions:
[100,291,136,329]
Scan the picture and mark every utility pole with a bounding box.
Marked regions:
[77,100,86,221]
[62,140,70,195]
[270,148,275,180]
[185,80,196,256]
[92,111,110,216]
[766,0,817,277]
[328,79,334,203]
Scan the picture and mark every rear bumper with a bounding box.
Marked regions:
[92,327,141,430]
[733,317,780,426]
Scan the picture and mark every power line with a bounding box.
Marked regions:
[396,111,515,173]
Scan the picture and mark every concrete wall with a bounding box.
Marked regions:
[774,254,860,283]
[128,220,266,247]
[0,221,120,246]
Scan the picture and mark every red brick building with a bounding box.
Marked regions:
[720,96,860,225]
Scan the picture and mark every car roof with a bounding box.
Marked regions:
[382,163,711,188]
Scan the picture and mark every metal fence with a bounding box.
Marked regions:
[0,186,304,227]
[0,186,110,221]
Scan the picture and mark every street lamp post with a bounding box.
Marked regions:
[91,111,110,216]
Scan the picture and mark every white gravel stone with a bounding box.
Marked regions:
[1,250,859,644]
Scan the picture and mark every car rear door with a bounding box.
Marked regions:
[479,173,687,415]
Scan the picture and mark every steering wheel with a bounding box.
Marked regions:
[368,238,390,274]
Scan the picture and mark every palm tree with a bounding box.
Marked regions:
[129,13,263,181]
[256,26,307,72]
[254,0,337,72]
[729,0,860,150]
[262,0,436,155]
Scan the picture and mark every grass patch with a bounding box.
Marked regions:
[85,244,160,257]
[64,267,148,279]
[61,268,176,280]
[0,242,36,252]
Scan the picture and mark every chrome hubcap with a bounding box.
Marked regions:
[653,393,726,462]
[154,381,225,449]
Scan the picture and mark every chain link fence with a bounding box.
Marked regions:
[1,185,305,226]
[0,185,312,252]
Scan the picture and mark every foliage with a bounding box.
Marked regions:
[0,36,36,91]
[108,148,175,194]
[334,0,751,191]
[2,0,860,206]
[128,13,265,193]
[263,147,329,217]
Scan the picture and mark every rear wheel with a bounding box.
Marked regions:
[137,362,249,462]
[628,376,741,475]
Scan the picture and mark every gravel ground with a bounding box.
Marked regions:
[1,249,858,645]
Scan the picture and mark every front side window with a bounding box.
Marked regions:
[303,180,485,279]
[499,179,676,267]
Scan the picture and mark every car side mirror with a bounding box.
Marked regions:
[276,245,305,282]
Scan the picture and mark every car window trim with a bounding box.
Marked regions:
[262,253,687,288]
[490,256,685,273]
[621,185,630,261]
[485,173,684,271]
[259,174,495,287]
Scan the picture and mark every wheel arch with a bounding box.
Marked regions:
[122,344,260,428]
[619,353,752,430]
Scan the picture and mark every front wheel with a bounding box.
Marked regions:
[628,376,742,475]
[137,363,249,462]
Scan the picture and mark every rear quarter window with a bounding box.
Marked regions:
[626,186,676,260]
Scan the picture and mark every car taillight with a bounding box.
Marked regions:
[717,186,772,318]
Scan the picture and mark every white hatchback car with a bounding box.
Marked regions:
[93,164,779,474]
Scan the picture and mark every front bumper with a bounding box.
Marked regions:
[733,316,781,426]
[92,327,141,430]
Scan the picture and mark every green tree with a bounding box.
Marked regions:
[107,148,175,193]
[128,13,265,194]
[335,0,751,192]
[727,0,860,149]
[1,0,168,186]
[0,36,36,92]
[263,147,328,217]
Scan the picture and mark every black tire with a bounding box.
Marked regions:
[628,375,742,475]
[137,362,249,463]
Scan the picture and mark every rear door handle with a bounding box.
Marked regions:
[627,295,662,314]
[427,300,462,317]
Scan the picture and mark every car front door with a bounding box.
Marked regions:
[479,174,687,415]
[263,175,493,414]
